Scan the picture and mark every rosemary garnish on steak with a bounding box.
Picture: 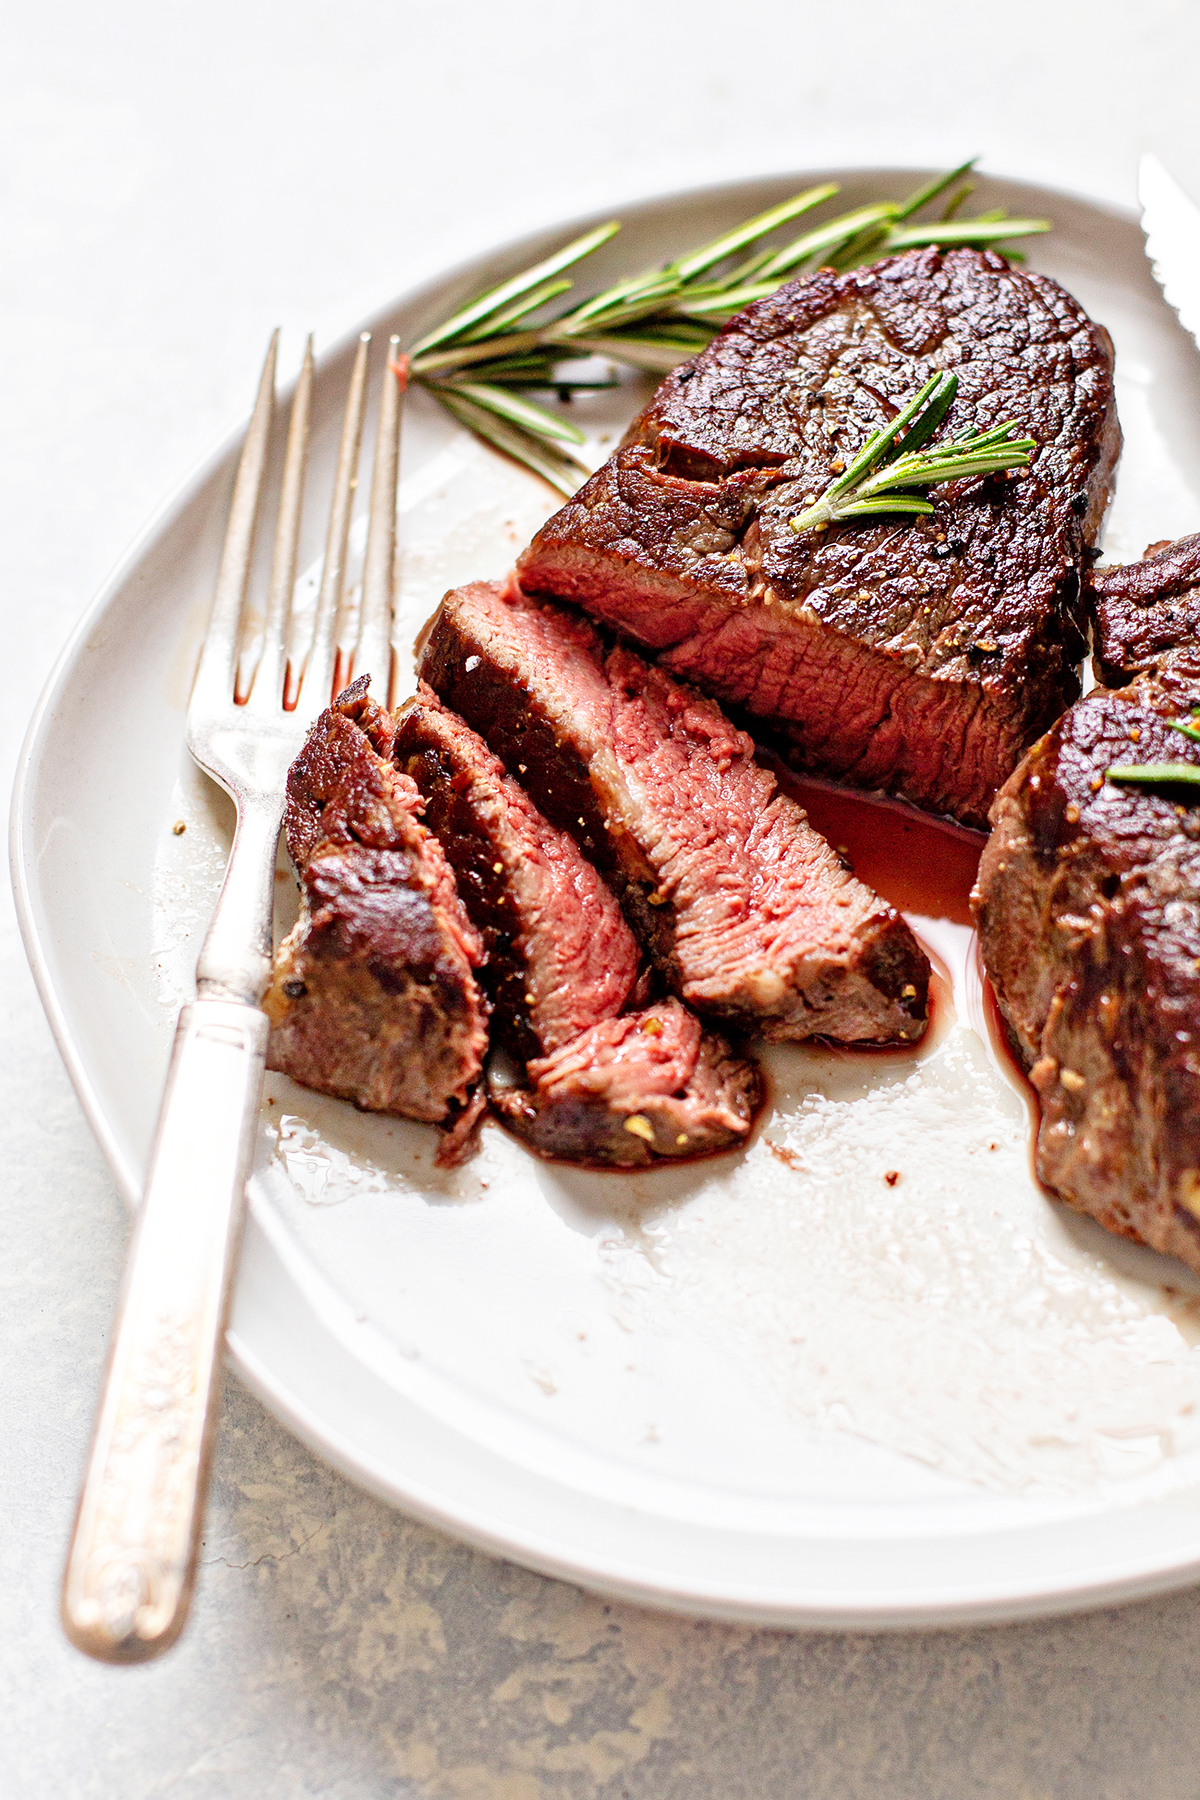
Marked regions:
[1106,763,1200,789]
[1108,709,1200,789]
[788,372,1037,535]
[402,162,1048,495]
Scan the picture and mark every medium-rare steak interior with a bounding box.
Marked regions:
[518,247,1119,829]
[264,677,489,1139]
[419,579,930,1045]
[491,998,762,1168]
[395,684,639,1062]
[974,556,1200,1273]
[394,684,763,1166]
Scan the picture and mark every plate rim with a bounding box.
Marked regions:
[19,164,1200,1632]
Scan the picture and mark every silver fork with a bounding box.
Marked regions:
[61,328,404,1663]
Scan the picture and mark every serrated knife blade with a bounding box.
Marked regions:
[1139,152,1200,351]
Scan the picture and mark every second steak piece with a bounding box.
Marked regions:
[518,248,1119,829]
[973,613,1200,1273]
[264,677,489,1136]
[1089,530,1200,685]
[419,580,930,1044]
[393,685,762,1166]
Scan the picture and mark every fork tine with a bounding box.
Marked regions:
[354,336,404,707]
[192,331,278,711]
[244,335,313,713]
[293,332,371,717]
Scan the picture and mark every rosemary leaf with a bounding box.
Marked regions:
[564,332,707,372]
[872,445,1035,488]
[458,276,575,342]
[894,160,978,220]
[433,390,589,496]
[555,289,687,340]
[553,271,683,334]
[829,372,952,497]
[1107,763,1200,789]
[789,372,1036,534]
[884,218,1050,252]
[672,184,840,281]
[937,419,1029,454]
[826,219,898,272]
[671,282,782,322]
[1169,718,1200,744]
[451,351,617,391]
[753,204,899,282]
[834,495,936,519]
[939,182,976,222]
[412,329,546,376]
[878,372,958,459]
[450,351,562,383]
[410,221,619,356]
[439,380,587,446]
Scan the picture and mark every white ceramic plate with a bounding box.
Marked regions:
[18,170,1200,1629]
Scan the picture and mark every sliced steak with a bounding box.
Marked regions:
[491,999,763,1167]
[973,654,1200,1272]
[518,247,1119,829]
[393,683,638,1061]
[393,684,761,1164]
[1090,531,1200,684]
[419,579,930,1044]
[265,677,489,1135]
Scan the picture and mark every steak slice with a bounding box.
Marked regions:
[973,653,1200,1272]
[518,247,1119,829]
[393,683,639,1061]
[394,684,762,1165]
[491,999,763,1168]
[265,677,489,1134]
[419,579,930,1044]
[1090,531,1200,684]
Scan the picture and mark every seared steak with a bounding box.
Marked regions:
[973,647,1200,1273]
[394,684,762,1164]
[491,999,762,1168]
[419,579,930,1044]
[1090,531,1200,684]
[518,247,1119,829]
[265,678,489,1133]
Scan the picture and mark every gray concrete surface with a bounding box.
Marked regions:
[6,2,1200,1792]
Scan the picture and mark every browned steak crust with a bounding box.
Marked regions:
[1090,531,1200,684]
[420,580,930,1044]
[519,248,1119,829]
[973,654,1200,1272]
[265,678,488,1128]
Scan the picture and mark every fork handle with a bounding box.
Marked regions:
[61,997,269,1662]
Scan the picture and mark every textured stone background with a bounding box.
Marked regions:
[7,2,1200,1793]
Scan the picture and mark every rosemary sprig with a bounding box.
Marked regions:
[404,164,1050,495]
[1169,710,1200,744]
[1107,709,1200,788]
[787,372,1036,534]
[1106,763,1200,790]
